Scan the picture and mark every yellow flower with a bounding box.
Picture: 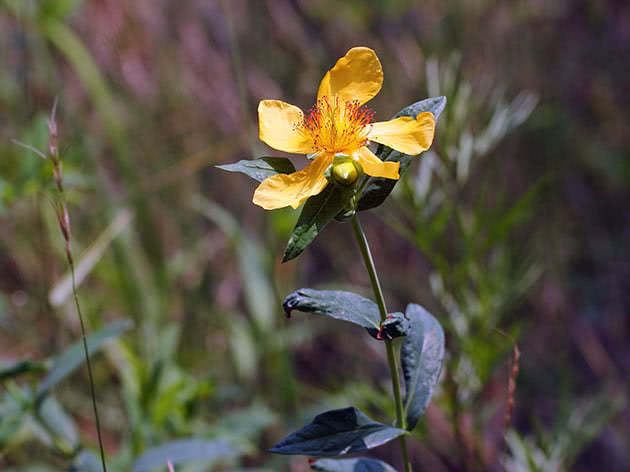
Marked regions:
[253,47,436,210]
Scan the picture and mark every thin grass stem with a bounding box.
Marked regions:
[67,251,108,472]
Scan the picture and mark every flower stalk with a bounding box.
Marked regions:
[15,100,109,471]
[351,214,411,472]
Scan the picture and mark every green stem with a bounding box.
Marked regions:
[67,251,108,472]
[351,215,411,472]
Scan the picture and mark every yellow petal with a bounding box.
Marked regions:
[317,47,383,106]
[354,146,400,180]
[252,153,332,210]
[368,112,436,155]
[258,100,314,154]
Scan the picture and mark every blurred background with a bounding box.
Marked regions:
[1,0,629,471]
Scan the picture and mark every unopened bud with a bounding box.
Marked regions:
[330,155,363,187]
[332,162,358,185]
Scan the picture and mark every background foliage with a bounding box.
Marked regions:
[1,0,628,470]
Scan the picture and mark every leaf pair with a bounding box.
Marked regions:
[273,289,445,457]
[217,96,447,262]
[269,406,405,456]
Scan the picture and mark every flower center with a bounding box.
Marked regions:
[297,96,374,154]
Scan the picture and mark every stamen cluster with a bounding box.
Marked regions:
[298,96,374,153]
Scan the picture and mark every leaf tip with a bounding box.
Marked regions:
[433,96,447,119]
[214,163,232,172]
[282,246,300,263]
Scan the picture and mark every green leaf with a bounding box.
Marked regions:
[283,289,410,341]
[36,319,132,401]
[37,396,79,450]
[283,185,353,262]
[401,304,445,430]
[269,406,405,456]
[357,96,447,211]
[283,288,381,330]
[216,158,296,183]
[2,466,55,472]
[311,457,397,472]
[0,360,47,382]
[39,0,85,21]
[0,386,28,447]
[72,450,102,472]
[132,439,237,472]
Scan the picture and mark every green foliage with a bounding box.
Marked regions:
[72,450,102,472]
[400,304,445,430]
[36,320,132,401]
[0,360,47,382]
[105,334,217,453]
[193,195,276,331]
[192,195,297,410]
[0,115,53,210]
[384,56,543,426]
[36,396,80,452]
[38,0,84,21]
[269,407,406,456]
[2,0,85,21]
[208,404,277,455]
[504,391,626,472]
[132,439,237,472]
[0,384,79,455]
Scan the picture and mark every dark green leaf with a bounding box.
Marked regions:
[36,319,132,401]
[0,360,47,382]
[283,185,353,262]
[283,288,380,330]
[216,158,296,183]
[269,406,405,456]
[401,304,445,430]
[311,457,397,472]
[132,439,237,472]
[357,96,446,211]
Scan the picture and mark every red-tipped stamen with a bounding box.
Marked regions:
[297,96,374,153]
